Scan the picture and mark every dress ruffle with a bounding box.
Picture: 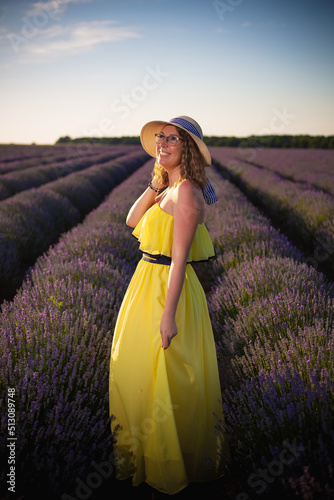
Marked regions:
[132,203,215,263]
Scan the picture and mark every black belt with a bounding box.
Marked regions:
[142,253,172,265]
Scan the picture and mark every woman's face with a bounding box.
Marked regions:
[156,125,183,171]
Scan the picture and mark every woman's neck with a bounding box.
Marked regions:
[167,164,182,187]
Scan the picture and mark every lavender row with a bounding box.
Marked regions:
[0,159,154,498]
[240,147,334,195]
[211,149,334,280]
[0,149,149,301]
[0,146,132,201]
[0,144,101,174]
[254,148,334,196]
[210,146,334,195]
[0,144,62,167]
[0,143,125,174]
[205,167,334,498]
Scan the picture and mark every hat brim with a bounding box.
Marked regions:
[140,120,211,166]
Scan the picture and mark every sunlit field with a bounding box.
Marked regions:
[1,144,333,500]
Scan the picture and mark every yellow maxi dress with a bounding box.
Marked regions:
[109,202,227,495]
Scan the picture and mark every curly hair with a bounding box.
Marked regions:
[152,128,208,189]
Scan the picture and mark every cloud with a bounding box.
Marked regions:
[8,20,142,59]
[26,0,92,19]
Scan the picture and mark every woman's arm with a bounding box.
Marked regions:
[126,177,165,228]
[160,181,203,349]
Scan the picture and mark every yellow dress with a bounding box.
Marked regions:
[109,202,227,495]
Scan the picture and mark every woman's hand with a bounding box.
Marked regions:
[160,311,177,349]
[126,176,165,228]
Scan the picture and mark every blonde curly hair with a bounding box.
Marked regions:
[152,128,208,189]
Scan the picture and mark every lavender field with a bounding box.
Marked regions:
[210,147,334,281]
[0,144,148,302]
[0,144,333,500]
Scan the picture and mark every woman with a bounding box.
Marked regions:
[109,116,228,495]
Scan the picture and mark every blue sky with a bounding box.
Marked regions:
[0,0,333,144]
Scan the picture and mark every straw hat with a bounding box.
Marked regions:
[140,115,211,166]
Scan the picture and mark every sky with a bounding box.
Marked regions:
[0,0,333,144]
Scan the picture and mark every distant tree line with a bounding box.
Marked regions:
[56,136,141,145]
[204,134,334,149]
[56,134,334,149]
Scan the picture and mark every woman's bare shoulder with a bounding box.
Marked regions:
[172,180,204,222]
[175,180,203,203]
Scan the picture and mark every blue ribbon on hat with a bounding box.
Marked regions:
[170,117,202,139]
[202,179,218,204]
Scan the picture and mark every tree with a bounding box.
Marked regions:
[56,136,72,144]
